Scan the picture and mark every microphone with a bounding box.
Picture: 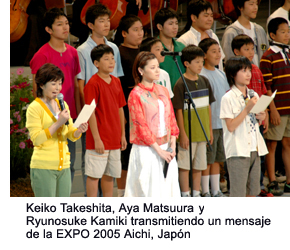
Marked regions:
[57,93,69,125]
[249,89,255,99]
[163,147,173,178]
[161,51,182,56]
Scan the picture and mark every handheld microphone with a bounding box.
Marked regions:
[57,93,69,125]
[249,89,255,99]
[161,51,182,56]
[163,147,173,178]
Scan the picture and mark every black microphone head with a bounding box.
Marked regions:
[57,93,64,101]
[249,89,255,99]
[161,51,165,56]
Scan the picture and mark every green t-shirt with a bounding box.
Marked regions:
[159,37,186,90]
[172,75,215,142]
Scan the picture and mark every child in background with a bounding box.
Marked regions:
[260,17,290,195]
[154,8,185,90]
[30,8,81,185]
[231,34,272,197]
[77,3,124,195]
[220,56,268,197]
[84,44,127,197]
[198,38,229,197]
[178,0,225,71]
[113,14,144,197]
[221,0,268,66]
[172,45,215,197]
[140,37,174,98]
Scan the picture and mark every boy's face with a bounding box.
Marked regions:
[234,67,252,86]
[204,44,221,67]
[192,8,213,31]
[158,18,178,38]
[240,0,258,20]
[270,23,290,45]
[234,43,255,62]
[185,56,204,75]
[46,16,69,40]
[150,41,165,64]
[94,52,115,74]
[123,21,144,47]
[89,15,110,38]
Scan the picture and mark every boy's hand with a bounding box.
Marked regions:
[121,135,127,151]
[95,139,105,154]
[263,111,269,133]
[270,109,281,126]
[180,132,189,150]
[245,96,258,113]
[210,129,214,145]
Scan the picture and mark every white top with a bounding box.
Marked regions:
[154,68,174,98]
[267,7,290,29]
[177,26,225,71]
[220,85,268,159]
[234,20,259,66]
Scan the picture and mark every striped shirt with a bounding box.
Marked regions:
[260,46,290,116]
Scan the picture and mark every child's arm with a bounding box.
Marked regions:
[119,107,127,151]
[78,79,85,109]
[209,105,213,145]
[267,89,280,126]
[176,108,189,150]
[224,97,258,132]
[89,112,105,154]
[74,76,81,116]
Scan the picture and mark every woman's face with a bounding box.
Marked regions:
[139,58,160,83]
[41,79,62,100]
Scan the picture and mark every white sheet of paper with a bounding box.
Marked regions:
[73,99,96,128]
[250,90,277,114]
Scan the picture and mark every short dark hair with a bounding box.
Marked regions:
[268,17,289,40]
[154,8,178,28]
[85,3,111,26]
[198,38,219,54]
[114,14,142,47]
[43,8,68,29]
[140,37,162,52]
[232,0,260,17]
[225,56,252,87]
[184,0,213,31]
[181,45,205,66]
[35,63,64,97]
[132,51,157,85]
[231,34,254,54]
[90,44,114,63]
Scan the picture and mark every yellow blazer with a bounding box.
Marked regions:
[26,98,81,171]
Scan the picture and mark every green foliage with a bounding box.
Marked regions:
[10,69,34,180]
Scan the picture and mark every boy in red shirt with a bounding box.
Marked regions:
[84,44,127,197]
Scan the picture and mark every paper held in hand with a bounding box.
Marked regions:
[250,90,277,114]
[73,99,96,128]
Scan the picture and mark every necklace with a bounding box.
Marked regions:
[49,42,66,57]
[163,42,174,52]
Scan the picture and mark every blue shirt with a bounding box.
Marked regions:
[200,67,229,129]
[77,36,124,84]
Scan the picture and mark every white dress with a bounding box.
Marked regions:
[124,100,180,197]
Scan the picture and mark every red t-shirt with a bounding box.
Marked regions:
[84,74,126,150]
[30,43,81,119]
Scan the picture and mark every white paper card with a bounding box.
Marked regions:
[73,99,96,128]
[250,90,277,114]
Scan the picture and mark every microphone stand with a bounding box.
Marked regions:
[172,55,212,197]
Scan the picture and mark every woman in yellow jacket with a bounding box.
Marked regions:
[26,63,88,197]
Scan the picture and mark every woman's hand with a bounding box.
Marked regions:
[74,122,88,138]
[158,149,174,164]
[255,111,266,122]
[58,109,70,126]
